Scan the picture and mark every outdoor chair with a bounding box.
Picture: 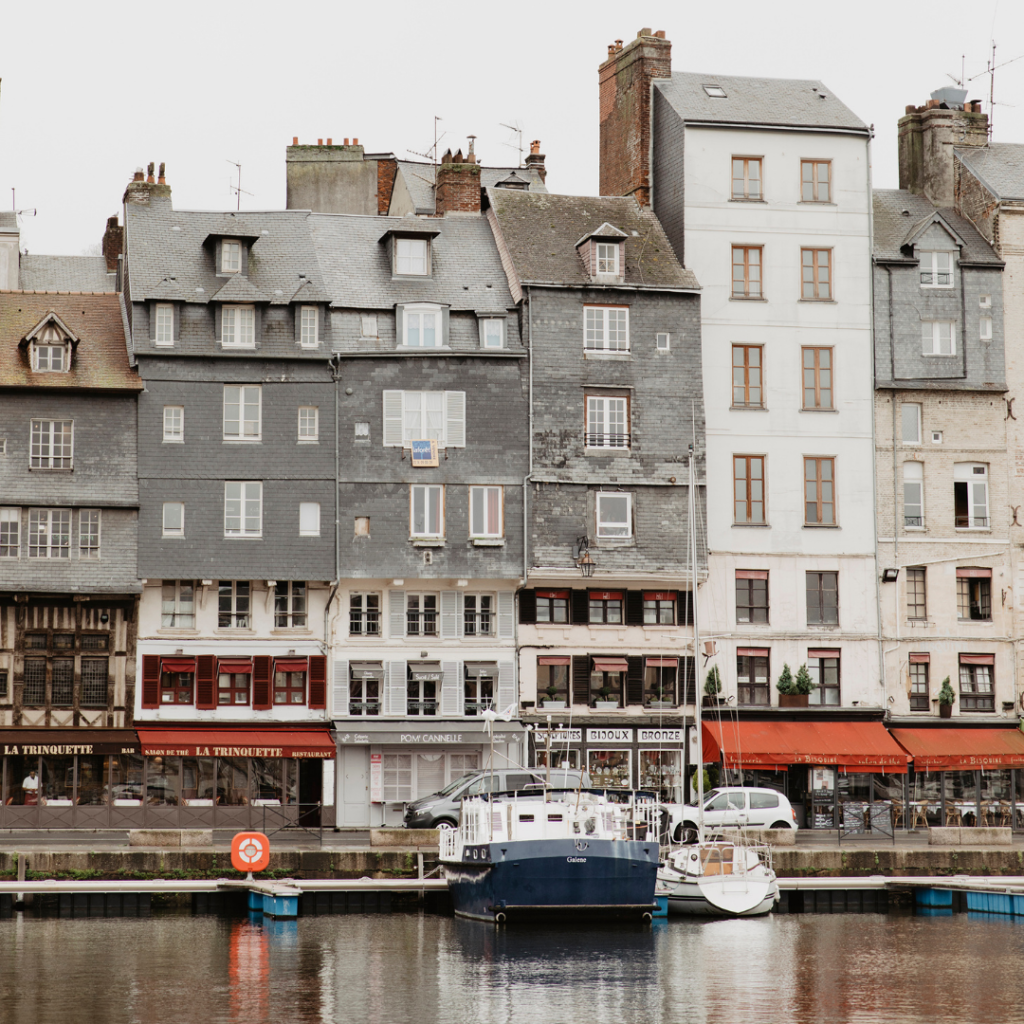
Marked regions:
[910,800,930,829]
[945,804,962,826]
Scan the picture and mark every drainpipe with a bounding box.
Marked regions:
[323,355,343,719]
[523,287,534,583]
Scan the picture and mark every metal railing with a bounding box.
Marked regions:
[955,516,989,528]
[585,432,631,449]
[261,801,324,845]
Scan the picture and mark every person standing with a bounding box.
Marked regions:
[22,768,39,806]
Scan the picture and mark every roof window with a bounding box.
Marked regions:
[703,84,727,98]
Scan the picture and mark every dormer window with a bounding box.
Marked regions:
[403,304,442,347]
[396,238,429,276]
[222,240,242,274]
[596,243,620,275]
[920,251,953,288]
[31,325,70,372]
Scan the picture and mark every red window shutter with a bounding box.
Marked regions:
[252,655,272,710]
[196,654,217,710]
[141,655,160,709]
[309,655,327,709]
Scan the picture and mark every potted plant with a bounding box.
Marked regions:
[702,666,722,707]
[541,681,565,710]
[648,681,674,710]
[938,676,956,718]
[776,663,805,707]
[594,683,618,710]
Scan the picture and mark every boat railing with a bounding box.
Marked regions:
[439,826,460,860]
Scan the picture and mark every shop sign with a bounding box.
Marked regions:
[535,728,582,743]
[370,753,382,803]
[3,743,99,756]
[587,728,632,744]
[399,733,464,743]
[638,729,683,743]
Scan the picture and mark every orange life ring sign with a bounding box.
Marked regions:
[231,831,270,873]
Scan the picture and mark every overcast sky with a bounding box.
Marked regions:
[3,0,1024,256]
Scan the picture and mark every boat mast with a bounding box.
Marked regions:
[689,445,705,844]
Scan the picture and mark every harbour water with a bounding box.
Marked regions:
[0,910,1022,1023]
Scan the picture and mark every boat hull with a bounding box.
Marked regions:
[660,876,779,917]
[442,837,659,922]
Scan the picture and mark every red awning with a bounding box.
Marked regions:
[218,659,253,673]
[646,657,678,668]
[161,658,196,672]
[890,727,1024,769]
[702,720,910,773]
[274,658,309,672]
[537,656,571,666]
[593,658,629,672]
[137,727,335,759]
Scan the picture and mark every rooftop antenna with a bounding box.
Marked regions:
[968,41,1024,138]
[11,189,36,219]
[406,116,446,179]
[226,160,253,211]
[500,120,524,167]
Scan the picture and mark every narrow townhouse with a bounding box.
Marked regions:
[485,186,704,802]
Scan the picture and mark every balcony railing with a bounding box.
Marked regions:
[955,516,989,529]
[585,433,631,449]
[349,701,380,715]
[904,516,923,528]
[407,700,438,715]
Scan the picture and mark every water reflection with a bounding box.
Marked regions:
[1,911,1024,1023]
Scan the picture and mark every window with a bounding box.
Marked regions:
[808,651,840,706]
[155,304,174,346]
[586,394,630,448]
[161,581,195,628]
[954,463,988,529]
[349,593,381,636]
[801,348,832,409]
[801,160,831,203]
[644,660,678,705]
[403,304,442,347]
[806,572,839,625]
[23,659,46,704]
[224,481,262,537]
[906,567,927,619]
[161,666,194,704]
[536,590,569,623]
[801,248,832,299]
[909,658,930,711]
[734,456,765,524]
[382,752,413,801]
[920,252,953,288]
[52,659,74,706]
[931,431,943,444]
[656,332,670,351]
[584,306,630,352]
[595,242,620,274]
[361,315,378,338]
[406,594,439,636]
[32,341,67,371]
[980,294,992,309]
[296,406,318,442]
[382,390,466,449]
[922,321,955,356]
[589,590,624,624]
[300,306,318,347]
[81,660,108,707]
[596,492,632,538]
[79,510,100,559]
[480,318,505,348]
[407,666,439,716]
[410,485,444,538]
[731,157,762,200]
[275,581,307,628]
[804,457,836,525]
[735,572,768,624]
[349,664,382,716]
[981,316,993,341]
[163,406,184,443]
[218,670,250,705]
[354,515,370,536]
[957,570,992,621]
[464,665,495,716]
[30,420,73,469]
[732,345,763,408]
[901,404,922,445]
[703,84,727,98]
[221,240,241,273]
[904,462,924,528]
[162,502,184,538]
[354,422,370,441]
[299,502,320,536]
[395,237,429,276]
[222,305,255,348]
[737,650,769,705]
[732,246,762,298]
[469,486,502,538]
[223,386,261,441]
[537,660,569,702]
[959,657,994,711]
[0,509,20,557]
[275,666,306,705]
[28,510,70,558]
[218,580,251,628]
[644,591,676,625]
[464,594,494,636]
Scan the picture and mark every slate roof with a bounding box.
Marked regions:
[956,144,1024,200]
[485,190,700,290]
[655,72,867,132]
[0,292,140,390]
[872,190,1002,265]
[19,255,116,292]
[395,160,548,214]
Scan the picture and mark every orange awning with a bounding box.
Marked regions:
[702,720,910,773]
[890,727,1024,769]
[137,727,335,759]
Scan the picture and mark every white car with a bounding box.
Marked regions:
[666,786,798,843]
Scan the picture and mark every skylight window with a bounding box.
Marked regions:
[703,84,727,98]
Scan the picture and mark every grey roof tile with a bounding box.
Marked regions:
[19,255,116,292]
[872,190,1002,264]
[655,72,867,132]
[956,144,1024,200]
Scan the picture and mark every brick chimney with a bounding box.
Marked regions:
[123,162,172,206]
[599,28,671,205]
[898,93,988,206]
[101,215,123,273]
[434,139,482,215]
[525,140,547,184]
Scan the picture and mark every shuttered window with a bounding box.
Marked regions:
[382,391,466,448]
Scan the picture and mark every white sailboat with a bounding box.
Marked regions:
[656,447,779,917]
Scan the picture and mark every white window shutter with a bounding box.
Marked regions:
[457,590,464,639]
[497,592,514,639]
[441,660,461,716]
[445,390,466,448]
[496,661,517,715]
[384,660,407,716]
[389,590,406,638]
[333,660,349,717]
[383,390,404,447]
[440,590,459,639]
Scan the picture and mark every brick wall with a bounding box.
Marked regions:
[377,157,398,215]
[434,163,482,215]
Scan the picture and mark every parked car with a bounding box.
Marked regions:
[403,768,592,829]
[665,787,798,843]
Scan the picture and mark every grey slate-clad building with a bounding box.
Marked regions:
[486,187,704,798]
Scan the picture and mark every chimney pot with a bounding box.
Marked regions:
[158,162,166,185]
[327,138,333,145]
[530,139,541,155]
[654,29,665,38]
[353,137,359,145]
[615,39,623,50]
[608,44,615,57]
[318,138,323,145]
[133,167,144,182]
[293,136,298,145]
[146,161,155,184]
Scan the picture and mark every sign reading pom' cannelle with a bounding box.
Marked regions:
[0,730,140,757]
